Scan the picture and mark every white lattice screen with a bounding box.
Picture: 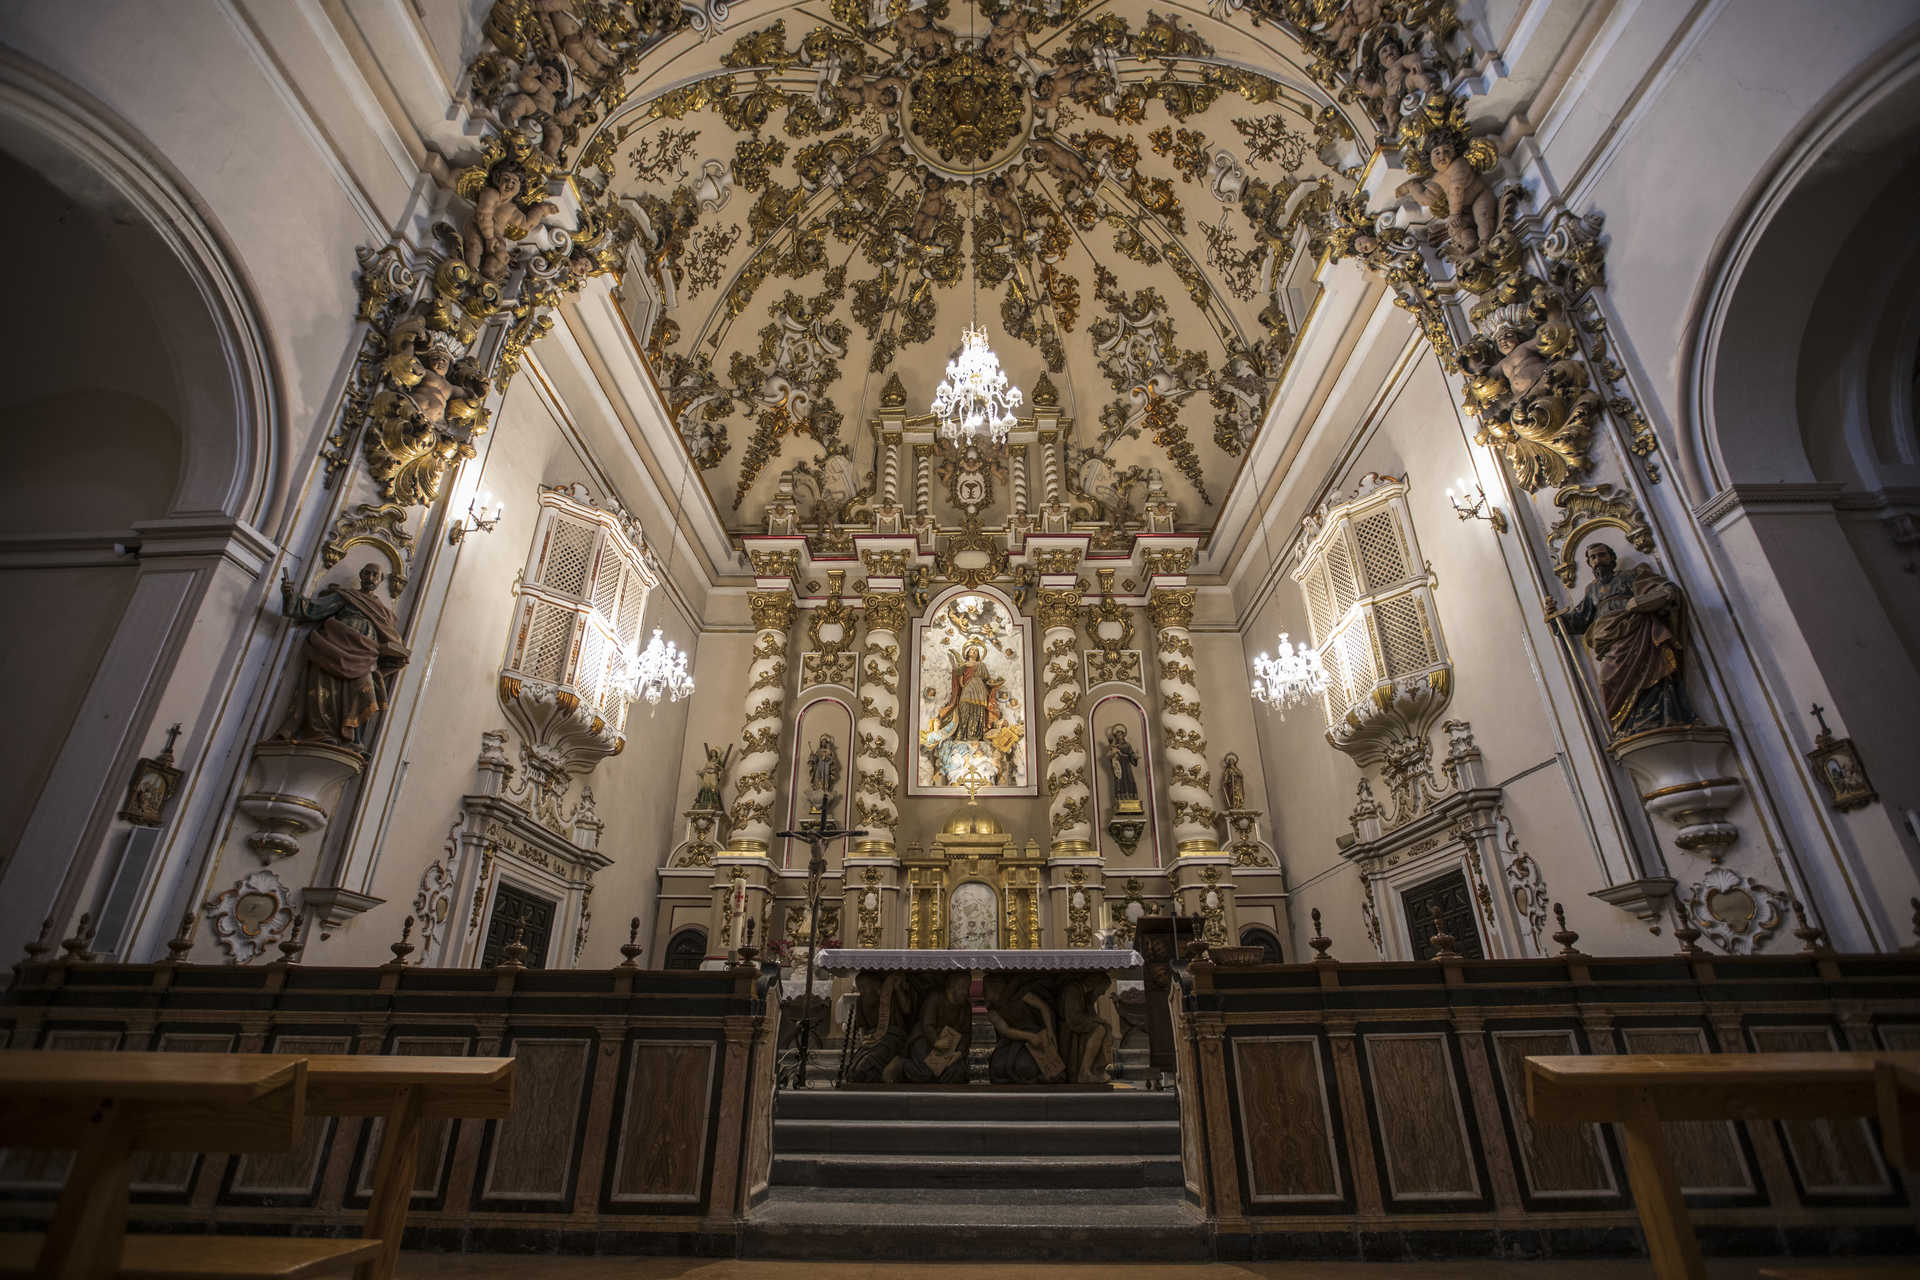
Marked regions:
[1290,478,1448,730]
[504,491,659,739]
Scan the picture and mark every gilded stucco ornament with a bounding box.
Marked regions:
[749,590,797,632]
[1545,483,1655,588]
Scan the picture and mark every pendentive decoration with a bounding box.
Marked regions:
[927,5,1021,450]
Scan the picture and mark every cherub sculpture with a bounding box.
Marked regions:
[464,162,561,281]
[1395,136,1500,257]
[891,7,952,62]
[529,0,618,81]
[498,57,587,159]
[365,319,492,505]
[1354,36,1436,126]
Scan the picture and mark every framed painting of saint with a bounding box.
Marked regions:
[909,589,1035,795]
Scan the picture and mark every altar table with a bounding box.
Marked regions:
[818,949,1141,1085]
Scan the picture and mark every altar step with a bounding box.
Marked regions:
[769,1086,1183,1184]
[742,1186,1211,1262]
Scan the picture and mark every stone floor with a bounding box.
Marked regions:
[393,1257,1917,1278]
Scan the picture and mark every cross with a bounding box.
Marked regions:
[774,792,867,1089]
[162,723,182,756]
[1810,703,1832,737]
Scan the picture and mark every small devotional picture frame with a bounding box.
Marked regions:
[1805,705,1875,813]
[118,725,183,827]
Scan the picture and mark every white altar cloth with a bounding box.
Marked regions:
[813,947,1142,972]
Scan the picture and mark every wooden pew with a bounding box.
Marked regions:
[1526,1052,1920,1280]
[0,1051,375,1280]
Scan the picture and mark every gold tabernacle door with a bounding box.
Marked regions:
[902,804,1043,949]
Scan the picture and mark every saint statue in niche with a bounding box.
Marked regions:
[693,742,731,811]
[276,563,411,749]
[1104,724,1142,814]
[915,595,1028,790]
[1219,751,1247,812]
[934,643,1005,744]
[806,733,842,800]
[1550,542,1696,737]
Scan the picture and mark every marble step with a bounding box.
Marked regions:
[770,1151,1186,1189]
[772,1116,1182,1156]
[742,1186,1211,1262]
[776,1085,1178,1123]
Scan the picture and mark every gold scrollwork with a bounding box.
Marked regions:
[1546,482,1656,586]
[1035,587,1083,631]
[1142,547,1195,578]
[862,590,910,635]
[749,549,801,579]
[1032,547,1081,575]
[1152,591,1197,634]
[934,523,1010,589]
[750,591,797,632]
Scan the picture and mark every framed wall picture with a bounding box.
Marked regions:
[1808,732,1876,812]
[118,727,182,826]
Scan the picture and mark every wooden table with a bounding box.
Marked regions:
[1526,1052,1920,1280]
[295,1056,514,1280]
[0,1052,311,1278]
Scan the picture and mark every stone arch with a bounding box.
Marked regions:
[0,52,281,529]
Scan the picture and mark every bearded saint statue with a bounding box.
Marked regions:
[932,642,1003,742]
[1552,542,1696,737]
[277,563,410,749]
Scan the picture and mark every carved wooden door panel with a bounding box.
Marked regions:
[482,884,555,968]
[1400,869,1484,960]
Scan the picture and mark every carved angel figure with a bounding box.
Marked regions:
[529,0,618,81]
[498,57,587,159]
[464,162,562,281]
[365,320,492,506]
[1396,137,1499,256]
[1354,36,1436,126]
[693,742,731,811]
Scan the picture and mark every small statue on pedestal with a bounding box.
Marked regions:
[1105,725,1143,815]
[693,742,730,811]
[1220,752,1246,812]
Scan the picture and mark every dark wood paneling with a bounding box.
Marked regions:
[479,1037,594,1202]
[353,1035,470,1201]
[1232,1036,1342,1203]
[132,1032,234,1196]
[1488,1029,1616,1199]
[608,1040,714,1203]
[1362,1032,1479,1201]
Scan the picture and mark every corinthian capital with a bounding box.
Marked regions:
[749,590,796,633]
[862,590,910,635]
[1148,587,1196,630]
[1035,587,1082,631]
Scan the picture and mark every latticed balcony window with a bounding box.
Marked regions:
[504,487,657,742]
[1292,477,1448,730]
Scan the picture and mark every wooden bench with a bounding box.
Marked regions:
[0,1051,349,1280]
[0,1234,382,1280]
[0,1051,513,1280]
[1526,1052,1920,1280]
[296,1055,514,1280]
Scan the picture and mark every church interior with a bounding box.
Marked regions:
[1,0,1918,1274]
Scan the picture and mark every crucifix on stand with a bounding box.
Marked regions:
[774,792,866,1089]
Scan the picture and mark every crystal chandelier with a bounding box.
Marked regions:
[932,324,1023,446]
[1250,634,1328,715]
[628,627,694,707]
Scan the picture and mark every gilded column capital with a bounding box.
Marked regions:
[1148,587,1196,630]
[1142,547,1195,578]
[748,590,796,632]
[1035,587,1082,631]
[862,589,910,635]
[747,549,800,580]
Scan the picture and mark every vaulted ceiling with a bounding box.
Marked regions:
[599,0,1368,537]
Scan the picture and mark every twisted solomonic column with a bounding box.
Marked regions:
[1038,588,1092,854]
[1150,588,1217,854]
[854,591,906,853]
[727,591,795,854]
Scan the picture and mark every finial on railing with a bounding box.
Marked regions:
[1672,904,1703,957]
[275,916,306,965]
[1907,897,1920,954]
[164,911,196,964]
[59,913,96,964]
[19,916,55,967]
[497,922,529,971]
[618,917,645,968]
[1308,908,1335,962]
[736,917,759,966]
[386,914,416,967]
[1551,902,1583,957]
[1790,898,1830,955]
[1428,902,1460,960]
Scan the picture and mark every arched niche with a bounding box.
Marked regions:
[780,695,855,868]
[1088,693,1161,866]
[908,584,1037,797]
[664,927,707,970]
